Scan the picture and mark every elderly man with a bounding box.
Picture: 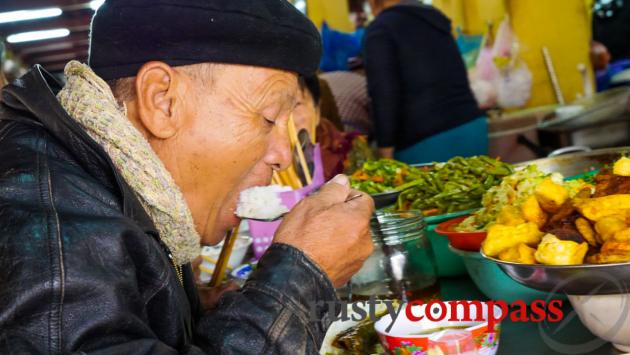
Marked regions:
[0,0,374,353]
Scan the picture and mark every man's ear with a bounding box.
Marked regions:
[135,61,181,139]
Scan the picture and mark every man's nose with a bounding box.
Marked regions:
[265,128,292,171]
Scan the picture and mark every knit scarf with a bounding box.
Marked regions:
[57,61,200,265]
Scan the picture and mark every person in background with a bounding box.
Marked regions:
[294,75,362,180]
[593,0,630,62]
[318,77,344,130]
[364,0,486,164]
[321,57,372,135]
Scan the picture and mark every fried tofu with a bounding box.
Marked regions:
[534,234,589,265]
[613,228,630,242]
[594,215,627,242]
[574,194,630,221]
[482,222,544,257]
[522,195,547,228]
[496,205,526,226]
[535,178,569,213]
[613,157,630,177]
[498,243,537,264]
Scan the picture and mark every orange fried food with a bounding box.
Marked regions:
[521,196,547,228]
[482,222,544,257]
[575,218,599,246]
[534,234,589,265]
[498,243,537,264]
[587,252,630,264]
[535,178,569,213]
[601,241,630,254]
[594,215,627,242]
[575,195,630,221]
[587,240,630,264]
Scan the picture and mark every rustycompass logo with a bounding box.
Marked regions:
[310,297,564,332]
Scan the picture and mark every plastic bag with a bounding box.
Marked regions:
[469,17,532,109]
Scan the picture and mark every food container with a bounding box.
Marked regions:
[229,263,256,286]
[425,210,477,277]
[374,301,502,355]
[568,294,630,352]
[482,252,630,295]
[434,216,487,252]
[349,211,439,301]
[537,87,630,150]
[428,330,479,355]
[199,235,252,284]
[515,146,630,177]
[450,246,560,304]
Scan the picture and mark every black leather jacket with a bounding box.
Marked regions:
[0,66,338,354]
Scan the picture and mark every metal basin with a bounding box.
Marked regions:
[489,147,630,295]
[482,252,630,295]
[515,146,630,176]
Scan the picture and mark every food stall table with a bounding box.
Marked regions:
[439,277,621,355]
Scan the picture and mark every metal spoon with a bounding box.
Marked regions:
[240,193,364,222]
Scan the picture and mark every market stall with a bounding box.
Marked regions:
[314,150,630,354]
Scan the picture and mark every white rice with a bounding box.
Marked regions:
[235,185,291,220]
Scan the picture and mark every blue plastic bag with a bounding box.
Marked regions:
[320,22,365,72]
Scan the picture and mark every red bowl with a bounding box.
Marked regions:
[434,216,487,251]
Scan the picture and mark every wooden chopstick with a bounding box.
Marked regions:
[288,114,312,185]
[209,225,240,287]
[272,171,282,185]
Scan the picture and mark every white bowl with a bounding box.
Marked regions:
[568,294,630,352]
[374,301,503,355]
[199,235,252,283]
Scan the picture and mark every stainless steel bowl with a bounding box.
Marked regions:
[482,252,630,295]
[515,146,630,176]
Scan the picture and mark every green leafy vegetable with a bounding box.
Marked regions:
[396,156,514,215]
[350,159,422,194]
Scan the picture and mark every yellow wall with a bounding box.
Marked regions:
[508,0,592,106]
[434,0,593,108]
[307,0,354,32]
[432,0,504,35]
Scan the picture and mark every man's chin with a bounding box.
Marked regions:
[202,214,241,246]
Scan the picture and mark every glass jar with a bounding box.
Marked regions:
[346,210,439,302]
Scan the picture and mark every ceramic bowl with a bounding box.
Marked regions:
[199,235,252,283]
[568,294,630,352]
[434,216,487,251]
[374,301,503,355]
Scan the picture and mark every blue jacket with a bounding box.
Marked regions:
[364,2,482,149]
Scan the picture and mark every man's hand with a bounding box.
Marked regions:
[274,174,375,288]
[198,281,241,311]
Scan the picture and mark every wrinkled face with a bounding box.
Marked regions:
[134,63,296,245]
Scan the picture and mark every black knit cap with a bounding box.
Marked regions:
[88,0,322,80]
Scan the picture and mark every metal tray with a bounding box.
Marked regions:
[515,146,630,176]
[482,252,630,295]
